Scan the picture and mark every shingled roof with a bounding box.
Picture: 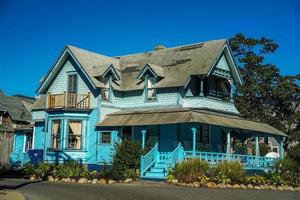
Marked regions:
[0,93,33,122]
[38,39,241,93]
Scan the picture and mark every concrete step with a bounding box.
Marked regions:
[144,171,166,179]
[150,167,165,173]
[154,163,166,168]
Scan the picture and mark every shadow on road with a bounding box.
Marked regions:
[0,180,43,190]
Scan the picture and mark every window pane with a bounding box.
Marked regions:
[101,132,111,143]
[25,132,33,152]
[68,121,82,149]
[102,89,109,101]
[68,74,77,93]
[102,79,110,101]
[51,120,61,149]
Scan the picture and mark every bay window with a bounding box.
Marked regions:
[51,120,61,150]
[67,120,82,150]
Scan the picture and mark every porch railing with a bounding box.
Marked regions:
[48,92,91,110]
[165,143,184,171]
[184,151,276,170]
[140,143,159,176]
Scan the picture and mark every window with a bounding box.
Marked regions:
[51,120,61,149]
[147,78,156,101]
[25,132,33,152]
[67,121,82,150]
[68,74,77,94]
[101,78,110,101]
[101,132,111,144]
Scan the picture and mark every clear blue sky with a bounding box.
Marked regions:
[0,0,299,97]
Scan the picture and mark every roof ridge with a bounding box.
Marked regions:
[114,39,227,58]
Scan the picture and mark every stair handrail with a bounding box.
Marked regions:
[165,143,184,171]
[140,142,159,176]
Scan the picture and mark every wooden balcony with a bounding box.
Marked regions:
[48,92,90,110]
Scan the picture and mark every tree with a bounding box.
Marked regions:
[229,33,300,151]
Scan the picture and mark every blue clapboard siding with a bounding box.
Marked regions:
[86,109,99,164]
[10,131,25,164]
[102,88,181,109]
[12,131,25,154]
[34,122,45,149]
[97,130,120,164]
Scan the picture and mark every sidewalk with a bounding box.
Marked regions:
[0,189,25,200]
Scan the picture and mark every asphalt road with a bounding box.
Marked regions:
[0,179,299,200]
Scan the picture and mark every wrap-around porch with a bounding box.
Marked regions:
[97,108,286,179]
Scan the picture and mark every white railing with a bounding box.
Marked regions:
[165,143,184,170]
[184,151,276,170]
[140,143,159,176]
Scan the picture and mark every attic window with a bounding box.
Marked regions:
[102,77,111,102]
[146,78,156,101]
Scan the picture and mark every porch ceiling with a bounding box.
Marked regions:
[97,108,286,137]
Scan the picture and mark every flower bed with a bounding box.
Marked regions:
[166,158,300,192]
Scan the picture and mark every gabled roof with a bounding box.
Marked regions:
[137,63,165,80]
[0,94,33,122]
[37,39,243,93]
[97,64,121,80]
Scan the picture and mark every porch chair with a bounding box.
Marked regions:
[183,141,192,151]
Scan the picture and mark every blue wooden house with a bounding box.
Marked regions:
[10,39,286,179]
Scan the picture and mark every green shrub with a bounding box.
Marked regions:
[111,139,143,180]
[245,174,267,185]
[124,169,138,179]
[52,161,87,179]
[259,143,271,156]
[172,158,209,183]
[273,158,297,175]
[215,161,245,184]
[266,173,288,186]
[24,163,54,178]
[268,158,299,186]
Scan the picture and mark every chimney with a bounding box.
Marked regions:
[154,44,166,51]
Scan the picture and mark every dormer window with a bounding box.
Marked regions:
[146,77,157,101]
[101,77,111,102]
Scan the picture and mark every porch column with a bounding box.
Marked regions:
[226,128,231,154]
[200,78,204,97]
[141,129,146,149]
[255,135,260,156]
[191,127,197,156]
[279,137,284,159]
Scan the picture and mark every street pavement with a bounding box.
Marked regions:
[0,178,299,200]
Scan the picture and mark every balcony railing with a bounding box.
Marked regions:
[48,92,90,110]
